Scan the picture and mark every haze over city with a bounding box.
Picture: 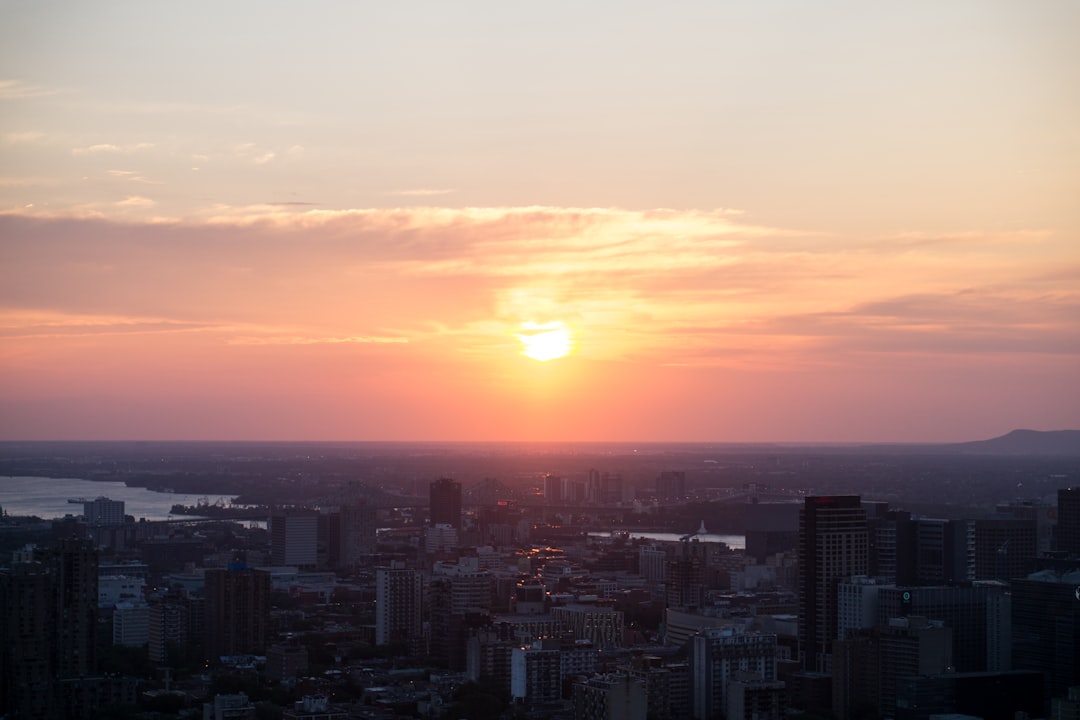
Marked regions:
[2,2,1078,443]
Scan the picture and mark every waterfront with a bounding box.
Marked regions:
[0,475,238,522]
[589,530,745,549]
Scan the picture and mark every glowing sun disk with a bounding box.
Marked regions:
[517,322,573,361]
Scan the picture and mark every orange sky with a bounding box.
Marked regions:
[1,2,1078,441]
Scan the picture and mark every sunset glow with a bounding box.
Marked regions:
[517,322,574,362]
[0,2,1077,442]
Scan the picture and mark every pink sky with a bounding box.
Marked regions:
[1,2,1078,441]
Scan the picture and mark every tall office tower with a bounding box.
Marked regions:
[510,639,563,707]
[910,518,975,585]
[375,561,422,646]
[878,616,953,718]
[429,557,492,670]
[1058,487,1080,555]
[543,473,563,503]
[656,471,686,501]
[998,499,1057,555]
[204,565,271,659]
[727,678,786,720]
[42,538,100,678]
[148,601,188,663]
[691,627,778,720]
[573,674,647,720]
[552,605,625,649]
[269,509,318,568]
[974,516,1037,580]
[339,501,376,567]
[599,472,624,504]
[877,583,1003,673]
[0,539,100,719]
[798,496,868,672]
[0,562,57,719]
[79,496,126,526]
[1011,568,1080,703]
[430,477,462,530]
[666,539,708,611]
[868,509,907,582]
[832,629,880,720]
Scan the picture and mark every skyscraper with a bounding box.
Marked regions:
[798,495,869,672]
[375,561,422,646]
[691,627,778,720]
[430,477,462,530]
[429,556,492,669]
[1058,487,1080,556]
[0,539,100,719]
[270,509,318,568]
[204,565,271,660]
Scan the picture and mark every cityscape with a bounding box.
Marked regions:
[2,2,1079,719]
[1,435,1079,719]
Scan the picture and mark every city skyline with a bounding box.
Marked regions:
[2,2,1078,442]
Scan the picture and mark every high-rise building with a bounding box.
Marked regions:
[204,565,271,660]
[551,604,625,649]
[375,562,422,646]
[656,471,686,501]
[1011,568,1080,703]
[974,516,1037,581]
[1058,488,1080,556]
[429,557,492,669]
[543,474,563,503]
[42,538,100,678]
[270,509,318,568]
[832,629,880,720]
[78,496,126,526]
[511,639,563,707]
[0,539,100,719]
[878,616,953,717]
[727,678,786,720]
[0,561,57,718]
[798,496,869,672]
[113,601,149,647]
[148,601,187,663]
[666,538,708,611]
[339,501,377,567]
[430,478,462,530]
[877,583,1005,673]
[573,674,647,720]
[691,627,778,720]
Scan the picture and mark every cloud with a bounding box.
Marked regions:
[233,143,275,164]
[3,131,46,145]
[72,142,155,156]
[228,335,409,345]
[114,195,156,208]
[0,310,213,339]
[0,79,60,100]
[387,189,456,197]
[0,208,1075,372]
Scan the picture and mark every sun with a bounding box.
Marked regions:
[516,321,574,361]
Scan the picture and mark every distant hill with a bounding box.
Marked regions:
[950,429,1080,455]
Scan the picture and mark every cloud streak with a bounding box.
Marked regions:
[0,206,1076,441]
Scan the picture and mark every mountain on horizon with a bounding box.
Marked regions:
[951,429,1080,455]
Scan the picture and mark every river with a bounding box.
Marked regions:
[0,476,238,522]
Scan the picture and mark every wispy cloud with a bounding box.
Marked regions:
[0,79,61,100]
[115,195,156,208]
[228,335,409,345]
[2,131,46,145]
[72,142,155,156]
[233,143,275,164]
[387,189,455,197]
[0,208,1075,371]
